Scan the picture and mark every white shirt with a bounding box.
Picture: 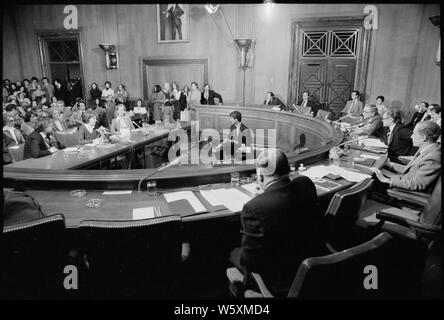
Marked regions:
[387,123,396,144]
[101,88,115,98]
[85,123,95,134]
[40,132,50,149]
[3,126,18,144]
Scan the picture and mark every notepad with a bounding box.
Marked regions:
[360,154,380,160]
[164,191,207,213]
[299,165,331,180]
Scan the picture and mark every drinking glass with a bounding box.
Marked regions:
[231,172,240,186]
[146,180,157,196]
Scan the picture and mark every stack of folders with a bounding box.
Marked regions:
[349,143,387,154]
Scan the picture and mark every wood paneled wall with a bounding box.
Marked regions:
[2,4,440,118]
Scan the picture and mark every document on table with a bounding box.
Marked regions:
[199,188,251,212]
[299,165,331,180]
[360,154,380,160]
[361,138,387,148]
[327,165,372,182]
[133,207,155,220]
[241,183,260,196]
[199,188,226,206]
[164,191,207,213]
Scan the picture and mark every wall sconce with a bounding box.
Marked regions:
[205,4,219,14]
[99,43,119,69]
[234,39,254,106]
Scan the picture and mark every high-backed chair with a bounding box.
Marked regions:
[228,232,404,299]
[78,215,183,299]
[358,176,441,245]
[54,127,80,148]
[7,144,25,162]
[324,178,375,250]
[315,109,332,122]
[2,214,66,299]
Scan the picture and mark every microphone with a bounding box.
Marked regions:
[137,152,188,193]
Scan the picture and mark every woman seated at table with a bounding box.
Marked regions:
[133,99,149,124]
[110,104,134,135]
[78,111,108,145]
[23,117,58,159]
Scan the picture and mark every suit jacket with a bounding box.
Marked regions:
[342,100,364,117]
[24,131,51,159]
[54,85,68,105]
[405,111,426,130]
[229,123,252,146]
[390,143,441,192]
[264,97,286,110]
[200,90,223,105]
[297,99,319,116]
[3,128,25,163]
[383,124,413,158]
[233,176,323,295]
[356,114,383,138]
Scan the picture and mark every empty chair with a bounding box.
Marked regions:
[7,144,25,162]
[315,109,332,122]
[78,215,183,299]
[2,214,67,299]
[324,178,374,250]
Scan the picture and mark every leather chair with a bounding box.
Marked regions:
[324,178,375,250]
[78,215,183,298]
[228,232,399,299]
[7,143,25,162]
[315,109,333,122]
[2,214,67,299]
[53,127,80,148]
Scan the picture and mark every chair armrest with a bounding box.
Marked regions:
[246,273,274,298]
[387,188,430,207]
[376,211,441,240]
[226,267,244,284]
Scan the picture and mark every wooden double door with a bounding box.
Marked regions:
[299,59,356,114]
[289,19,371,115]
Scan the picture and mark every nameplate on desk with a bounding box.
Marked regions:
[103,190,133,195]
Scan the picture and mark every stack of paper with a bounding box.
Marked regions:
[361,138,387,148]
[164,191,207,213]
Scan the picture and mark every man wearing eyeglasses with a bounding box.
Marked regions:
[352,104,383,139]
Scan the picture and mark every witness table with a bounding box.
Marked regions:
[5,125,183,170]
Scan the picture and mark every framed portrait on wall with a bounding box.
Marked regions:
[157,4,189,43]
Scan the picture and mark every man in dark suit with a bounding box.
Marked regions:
[230,149,323,297]
[264,92,286,110]
[24,118,57,159]
[381,109,413,159]
[54,79,69,106]
[165,4,184,40]
[405,102,428,130]
[296,90,319,116]
[200,83,223,105]
[341,90,364,117]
